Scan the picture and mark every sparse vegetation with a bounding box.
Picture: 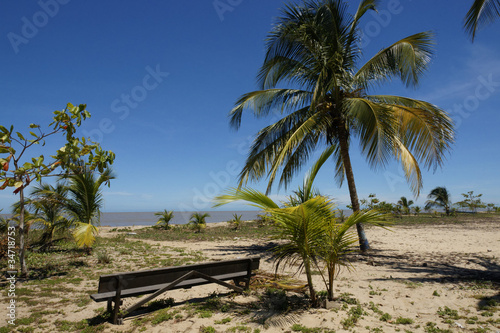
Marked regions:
[396,317,414,325]
[1,208,499,332]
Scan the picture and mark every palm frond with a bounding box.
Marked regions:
[393,136,423,196]
[345,97,396,170]
[302,145,336,201]
[213,187,280,209]
[73,222,98,248]
[354,31,434,89]
[236,106,321,191]
[229,89,313,130]
[465,0,500,41]
[368,95,454,172]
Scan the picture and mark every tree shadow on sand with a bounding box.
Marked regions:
[350,249,500,286]
[212,241,500,285]
[211,239,500,317]
[118,289,305,328]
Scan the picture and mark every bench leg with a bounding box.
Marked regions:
[245,277,250,290]
[112,276,123,325]
[107,300,112,313]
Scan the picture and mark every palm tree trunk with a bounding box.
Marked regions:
[303,258,317,306]
[327,263,335,301]
[338,125,370,252]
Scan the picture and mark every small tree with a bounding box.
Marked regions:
[29,182,71,250]
[155,210,174,229]
[397,197,414,215]
[215,150,388,305]
[365,194,380,210]
[413,206,421,216]
[229,213,242,230]
[189,212,209,233]
[486,203,496,213]
[425,187,452,216]
[0,103,115,276]
[456,191,485,213]
[63,165,115,251]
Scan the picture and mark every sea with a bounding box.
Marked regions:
[99,211,263,227]
[1,210,354,227]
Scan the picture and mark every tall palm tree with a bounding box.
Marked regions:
[397,196,414,215]
[465,0,500,41]
[29,182,71,250]
[155,209,174,229]
[63,166,115,250]
[229,0,454,251]
[425,186,452,216]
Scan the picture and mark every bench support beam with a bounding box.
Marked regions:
[115,270,245,324]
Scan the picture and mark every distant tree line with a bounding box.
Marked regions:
[352,187,498,217]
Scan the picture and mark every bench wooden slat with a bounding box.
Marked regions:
[90,271,250,302]
[97,256,260,293]
[90,255,260,325]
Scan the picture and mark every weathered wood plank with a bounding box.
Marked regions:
[90,256,260,325]
[97,256,260,293]
[90,271,251,302]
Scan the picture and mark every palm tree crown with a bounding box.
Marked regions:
[229,0,454,250]
[29,182,71,249]
[189,212,210,232]
[425,186,452,216]
[155,210,174,229]
[64,165,115,248]
[397,196,414,215]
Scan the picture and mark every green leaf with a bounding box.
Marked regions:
[29,124,39,128]
[23,162,33,169]
[16,132,26,141]
[14,181,23,188]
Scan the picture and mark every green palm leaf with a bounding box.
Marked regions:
[354,31,434,89]
[465,0,500,41]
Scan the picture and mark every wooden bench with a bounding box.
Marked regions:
[90,256,260,324]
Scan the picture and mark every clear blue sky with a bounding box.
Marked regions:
[1,0,499,212]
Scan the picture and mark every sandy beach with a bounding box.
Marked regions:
[2,216,500,332]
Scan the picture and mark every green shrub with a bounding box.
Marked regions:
[151,310,173,325]
[395,317,414,325]
[214,317,231,324]
[148,298,174,311]
[200,326,216,333]
[437,306,459,320]
[380,313,392,322]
